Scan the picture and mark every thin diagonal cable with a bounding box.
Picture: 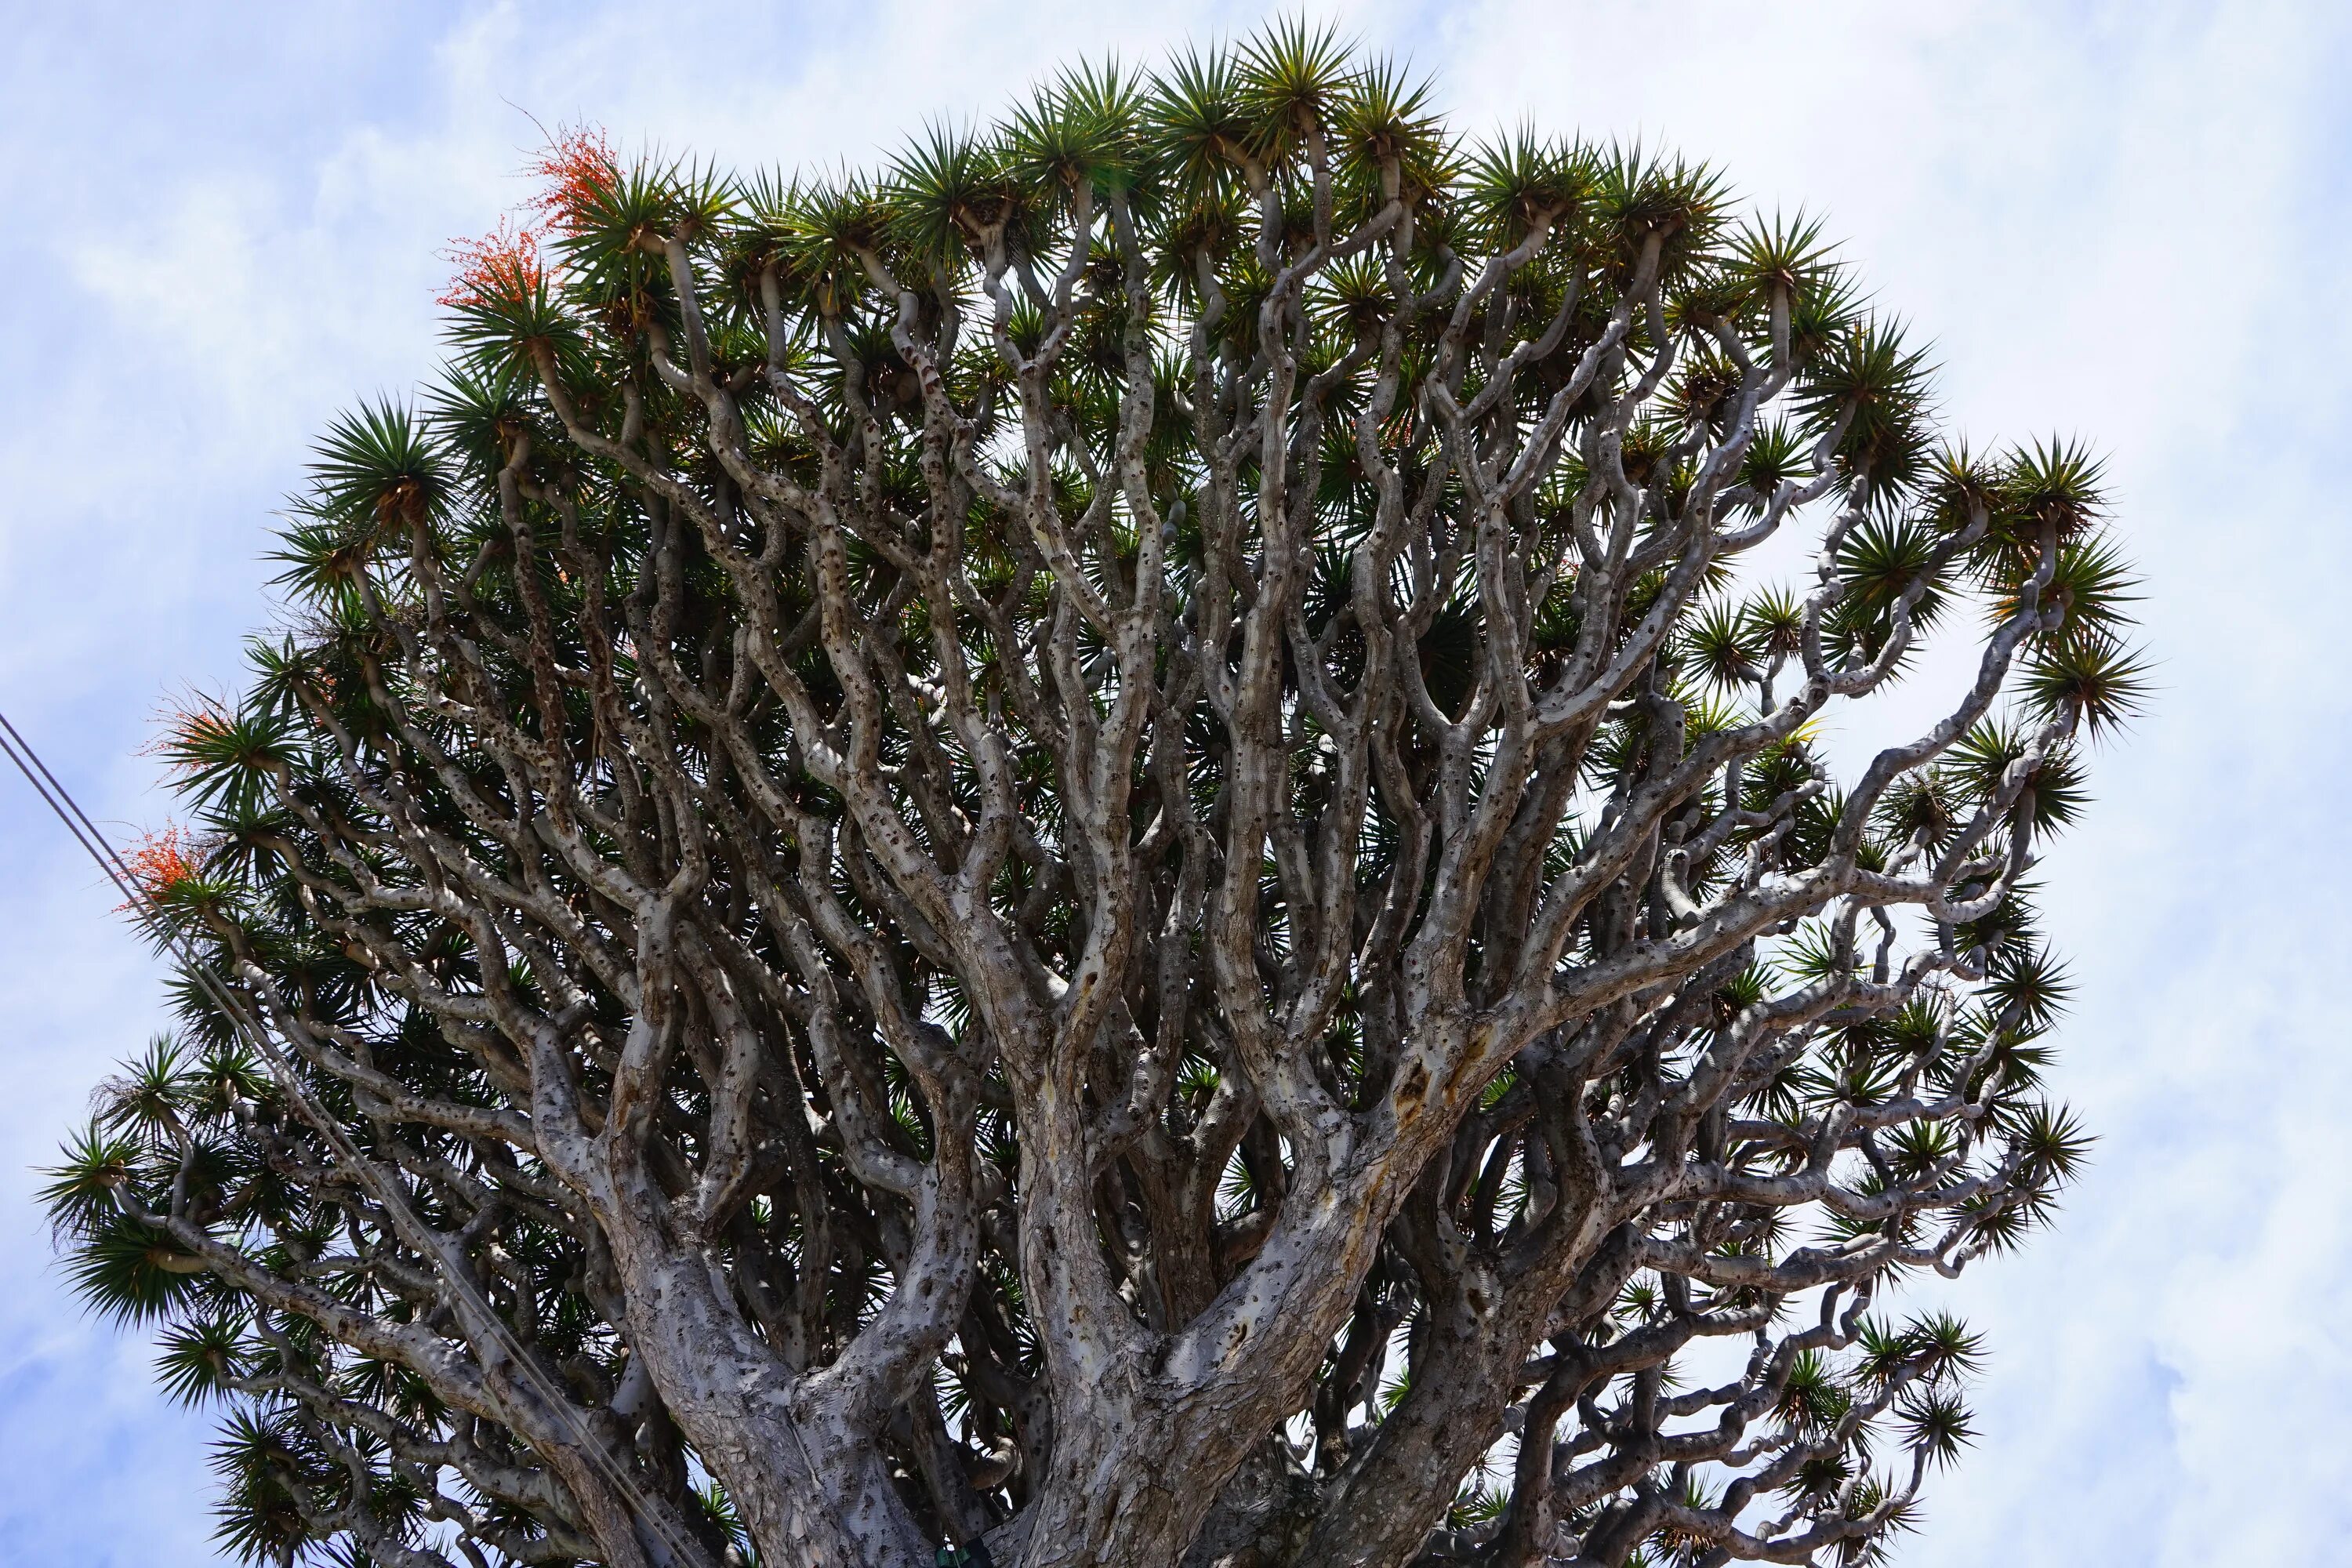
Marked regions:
[0,705,720,1568]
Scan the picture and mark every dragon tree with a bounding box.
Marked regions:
[45,24,2143,1568]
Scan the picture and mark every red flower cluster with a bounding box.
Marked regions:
[526,125,619,237]
[119,825,199,911]
[437,217,544,310]
[437,126,616,310]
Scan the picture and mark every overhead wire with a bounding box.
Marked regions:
[0,704,721,1568]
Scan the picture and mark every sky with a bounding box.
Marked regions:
[1,1,2347,1563]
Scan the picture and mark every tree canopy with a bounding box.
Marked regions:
[47,24,2140,1568]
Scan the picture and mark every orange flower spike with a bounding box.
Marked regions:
[119,825,200,910]
[437,220,543,310]
[433,126,610,309]
[527,125,619,236]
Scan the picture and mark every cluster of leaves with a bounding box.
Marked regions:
[47,1032,750,1565]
